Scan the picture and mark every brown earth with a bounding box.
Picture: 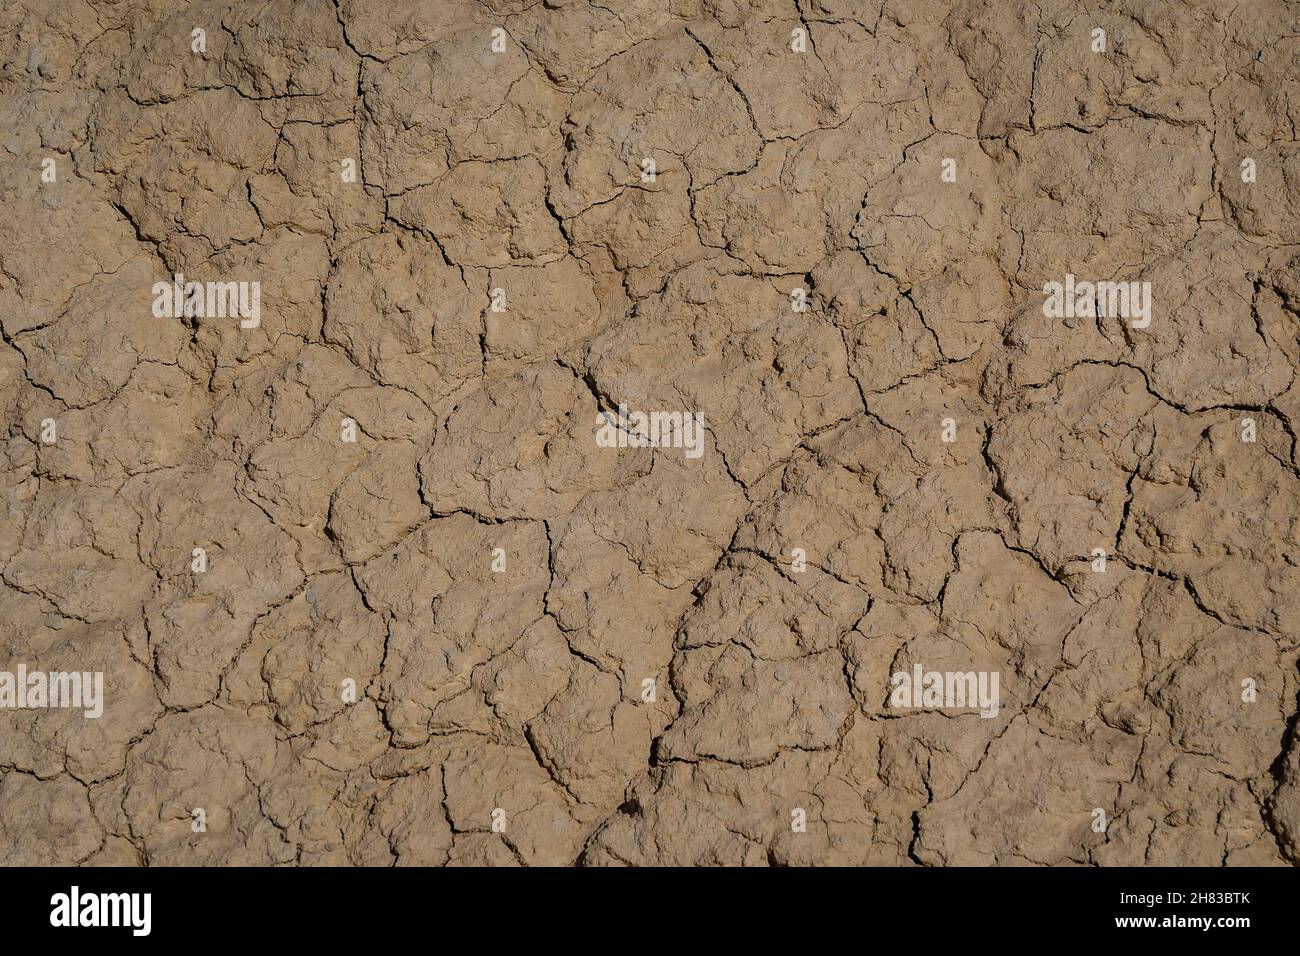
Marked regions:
[2,0,1299,866]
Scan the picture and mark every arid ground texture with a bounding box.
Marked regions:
[2,0,1300,867]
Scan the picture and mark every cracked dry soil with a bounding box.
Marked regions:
[2,0,1300,868]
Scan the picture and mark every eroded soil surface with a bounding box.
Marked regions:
[2,0,1300,866]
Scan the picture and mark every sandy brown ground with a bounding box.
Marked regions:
[1,0,1299,867]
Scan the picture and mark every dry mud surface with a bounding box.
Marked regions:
[2,0,1300,868]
